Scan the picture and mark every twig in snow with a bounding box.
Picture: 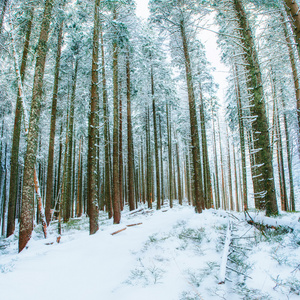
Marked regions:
[126,223,143,227]
[111,228,127,235]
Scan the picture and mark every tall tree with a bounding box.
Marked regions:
[151,65,161,210]
[45,20,64,226]
[19,0,54,253]
[126,50,135,211]
[87,0,100,234]
[233,0,278,215]
[0,0,8,34]
[7,8,34,237]
[112,5,121,223]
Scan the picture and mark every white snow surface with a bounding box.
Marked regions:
[1,203,300,300]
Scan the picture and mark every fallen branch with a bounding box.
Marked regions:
[126,223,142,227]
[111,228,127,235]
[218,221,232,284]
[226,266,252,279]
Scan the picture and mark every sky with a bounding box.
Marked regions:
[135,0,150,19]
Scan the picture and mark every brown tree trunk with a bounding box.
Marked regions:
[100,20,112,219]
[19,0,54,253]
[112,7,121,223]
[284,0,300,58]
[233,63,248,210]
[87,0,100,234]
[146,108,152,209]
[0,0,8,34]
[76,139,82,217]
[126,51,135,211]
[233,143,240,212]
[227,129,234,211]
[159,115,164,204]
[180,19,203,213]
[151,66,161,210]
[166,103,173,208]
[45,20,63,226]
[281,9,300,157]
[7,8,34,237]
[64,60,78,223]
[199,84,212,208]
[175,138,182,205]
[212,113,220,209]
[119,80,124,211]
[234,0,278,216]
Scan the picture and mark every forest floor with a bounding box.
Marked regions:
[0,202,300,300]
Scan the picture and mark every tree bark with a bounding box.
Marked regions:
[7,8,34,237]
[45,20,63,226]
[212,112,220,209]
[166,103,173,207]
[126,51,135,211]
[199,84,212,208]
[281,9,300,157]
[234,0,278,216]
[64,60,78,223]
[112,7,121,224]
[233,62,248,210]
[180,19,203,213]
[87,0,100,234]
[151,66,161,210]
[284,0,300,58]
[0,0,8,34]
[100,20,112,219]
[19,0,54,253]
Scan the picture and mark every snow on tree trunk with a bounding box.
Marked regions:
[18,0,54,253]
[87,0,100,234]
[234,0,278,216]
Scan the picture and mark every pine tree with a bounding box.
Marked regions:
[19,0,54,253]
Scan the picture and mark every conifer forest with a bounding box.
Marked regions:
[1,0,300,299]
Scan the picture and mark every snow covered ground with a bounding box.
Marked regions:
[0,203,300,300]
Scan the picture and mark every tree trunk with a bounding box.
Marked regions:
[19,0,54,253]
[100,20,112,219]
[175,138,182,205]
[45,20,63,226]
[281,9,300,157]
[233,143,240,212]
[180,19,203,213]
[227,129,234,211]
[87,0,100,234]
[0,0,8,34]
[64,60,78,223]
[159,115,164,204]
[284,0,300,58]
[274,99,288,211]
[151,66,161,210]
[234,0,278,216]
[112,7,121,224]
[146,108,152,209]
[166,103,173,207]
[233,62,248,210]
[119,79,124,211]
[199,84,212,208]
[7,8,34,237]
[76,139,82,217]
[1,144,7,236]
[212,112,220,209]
[126,51,135,211]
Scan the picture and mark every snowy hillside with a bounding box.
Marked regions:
[1,203,300,300]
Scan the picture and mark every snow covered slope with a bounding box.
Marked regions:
[0,203,299,300]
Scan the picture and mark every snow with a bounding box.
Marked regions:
[1,203,300,300]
